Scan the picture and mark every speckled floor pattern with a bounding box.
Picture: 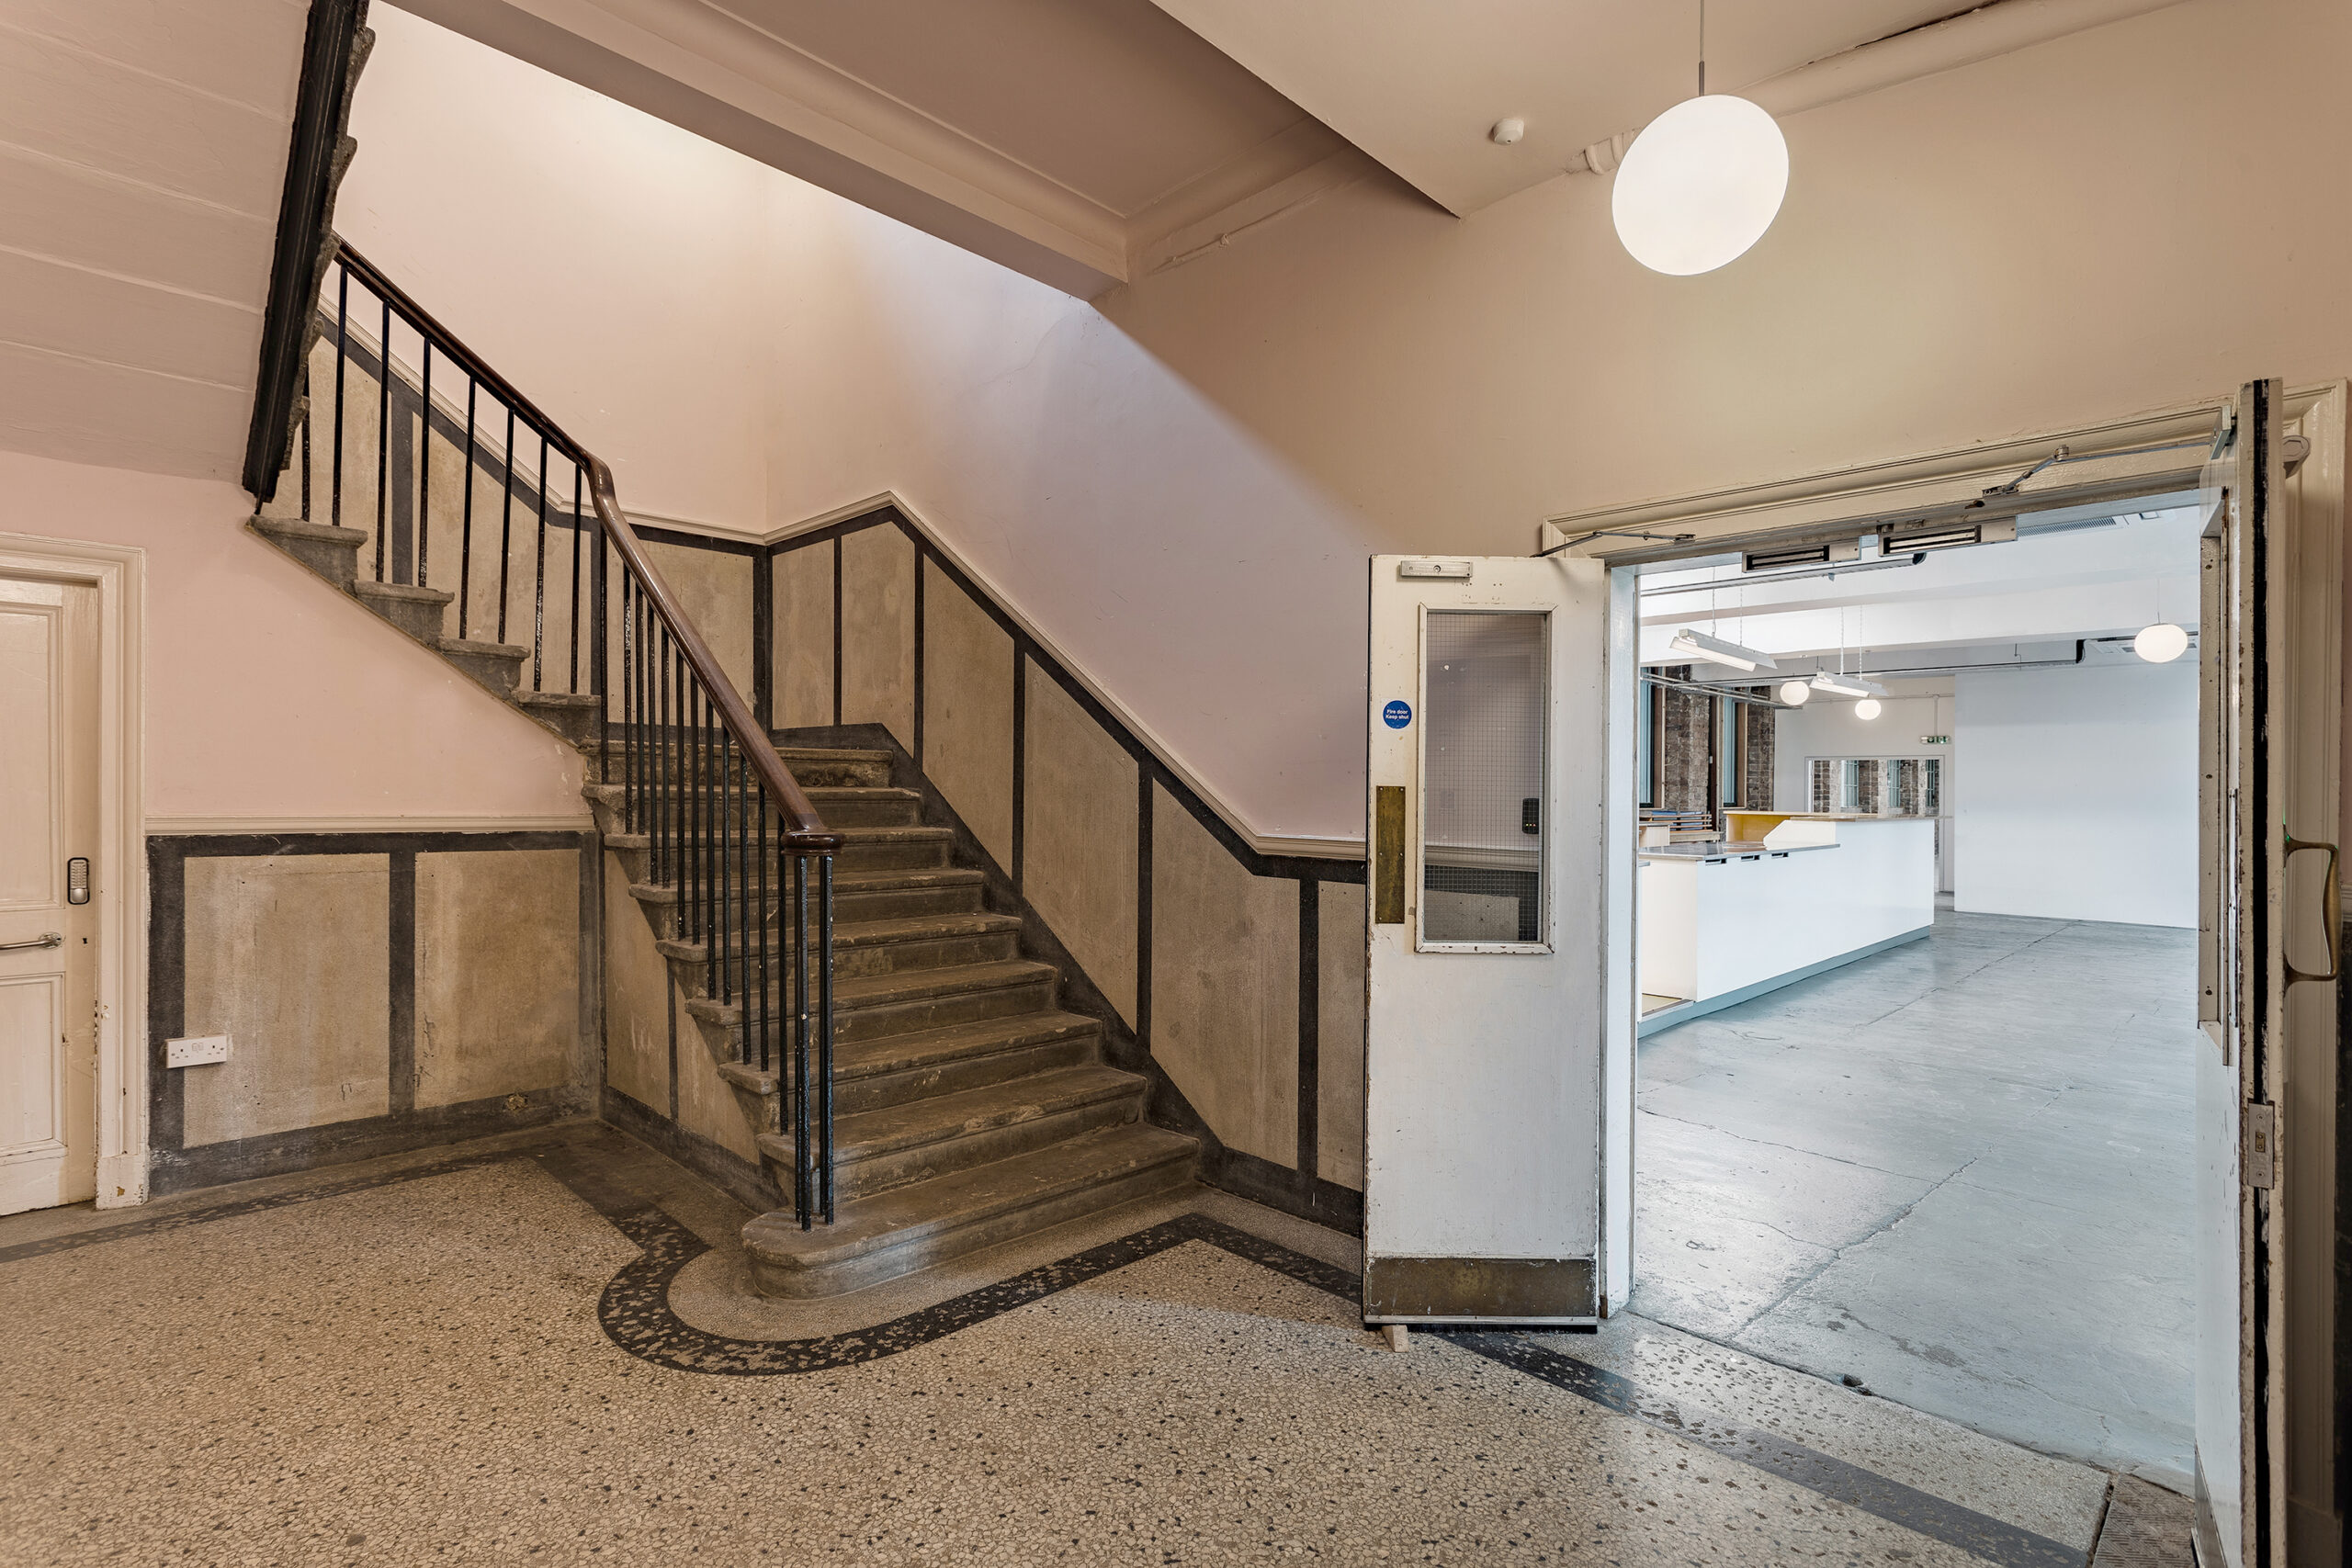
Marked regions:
[1634,911,2196,1486]
[0,1123,2155,1566]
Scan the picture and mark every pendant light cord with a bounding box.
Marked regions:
[1698,0,1706,95]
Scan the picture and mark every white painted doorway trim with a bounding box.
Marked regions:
[1554,387,2342,1373]
[0,533,146,1208]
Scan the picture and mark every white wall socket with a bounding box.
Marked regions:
[165,1034,231,1068]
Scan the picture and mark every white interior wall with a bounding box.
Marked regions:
[1952,659,2197,925]
[346,0,2346,850]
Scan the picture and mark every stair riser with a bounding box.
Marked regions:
[684,977,1053,1045]
[519,703,603,749]
[837,885,987,922]
[261,531,361,588]
[352,589,447,641]
[609,793,919,829]
[743,1148,1192,1300]
[443,647,524,695]
[600,752,891,789]
[833,840,952,873]
[665,931,1022,987]
[839,1035,1099,1116]
[815,1091,1144,1201]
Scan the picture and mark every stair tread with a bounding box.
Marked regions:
[439,635,528,659]
[351,579,453,604]
[762,1063,1143,1166]
[742,1124,1193,1268]
[515,690,601,708]
[698,957,1051,1014]
[627,876,988,914]
[252,516,367,544]
[717,1009,1101,1094]
[662,910,1022,953]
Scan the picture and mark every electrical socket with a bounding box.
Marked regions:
[165,1034,231,1068]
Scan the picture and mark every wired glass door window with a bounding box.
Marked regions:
[1420,610,1547,949]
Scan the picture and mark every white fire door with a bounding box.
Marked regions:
[1362,552,1611,1324]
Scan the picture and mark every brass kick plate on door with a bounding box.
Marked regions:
[1374,786,1406,925]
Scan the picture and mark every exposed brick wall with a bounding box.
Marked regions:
[1743,694,1776,808]
[1651,668,1715,818]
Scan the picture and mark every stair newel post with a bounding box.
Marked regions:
[792,850,813,1228]
[457,380,476,640]
[374,288,390,584]
[818,853,836,1224]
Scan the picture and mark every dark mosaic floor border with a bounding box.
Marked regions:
[0,1128,2092,1568]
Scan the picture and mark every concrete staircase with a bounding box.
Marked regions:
[248,515,1195,1299]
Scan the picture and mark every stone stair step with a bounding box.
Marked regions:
[250,515,368,587]
[682,957,1055,1043]
[758,1064,1144,1201]
[597,741,893,789]
[715,1008,1102,1118]
[657,910,1022,981]
[512,689,603,749]
[437,635,530,694]
[741,1123,1195,1298]
[350,578,454,640]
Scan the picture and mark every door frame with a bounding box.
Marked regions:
[0,532,147,1209]
[1549,388,2343,1551]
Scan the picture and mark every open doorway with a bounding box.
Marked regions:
[1624,494,2205,1483]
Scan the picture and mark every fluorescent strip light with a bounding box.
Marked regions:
[1668,627,1778,672]
[1808,672,1885,698]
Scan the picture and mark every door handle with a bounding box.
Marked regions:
[0,932,62,953]
[2284,834,2340,985]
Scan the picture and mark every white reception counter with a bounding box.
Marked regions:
[1637,816,1936,1034]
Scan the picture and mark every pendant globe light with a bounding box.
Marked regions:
[1611,1,1789,276]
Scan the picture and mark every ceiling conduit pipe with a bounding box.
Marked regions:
[1568,0,2192,175]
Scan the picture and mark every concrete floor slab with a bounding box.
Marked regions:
[1634,910,2195,1487]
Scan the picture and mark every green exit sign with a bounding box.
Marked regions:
[1920,735,1951,745]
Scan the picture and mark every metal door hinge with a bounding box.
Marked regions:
[2243,1101,2277,1190]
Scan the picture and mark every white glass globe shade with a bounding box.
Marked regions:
[1611,95,1789,276]
[1853,697,1883,720]
[1777,679,1811,706]
[2134,622,2188,663]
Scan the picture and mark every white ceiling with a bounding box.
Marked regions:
[1145,0,1973,217]
[0,0,308,479]
[398,0,1360,297]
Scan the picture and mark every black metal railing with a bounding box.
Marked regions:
[277,241,842,1224]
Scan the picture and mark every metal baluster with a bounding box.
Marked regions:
[621,573,635,833]
[655,624,670,886]
[331,265,348,529]
[591,496,608,779]
[299,364,312,522]
[718,731,733,1021]
[686,684,702,945]
[818,854,836,1224]
[458,381,477,639]
[532,433,548,691]
[793,852,812,1227]
[417,340,431,589]
[570,464,584,695]
[756,782,771,1075]
[498,406,515,645]
[375,288,390,583]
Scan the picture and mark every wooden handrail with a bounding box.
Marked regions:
[583,457,839,850]
[331,241,839,852]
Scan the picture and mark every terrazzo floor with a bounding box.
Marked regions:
[0,1122,2187,1566]
[1632,911,2197,1486]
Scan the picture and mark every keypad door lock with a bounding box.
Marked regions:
[66,858,89,906]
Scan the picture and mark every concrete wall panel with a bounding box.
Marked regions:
[676,1015,761,1163]
[922,562,1014,865]
[603,849,670,1111]
[1317,880,1366,1190]
[773,543,833,728]
[641,540,754,699]
[1149,784,1295,1165]
[414,849,581,1108]
[841,525,913,748]
[1023,663,1137,1022]
[182,854,390,1145]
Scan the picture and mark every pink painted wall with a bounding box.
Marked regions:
[0,448,585,821]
